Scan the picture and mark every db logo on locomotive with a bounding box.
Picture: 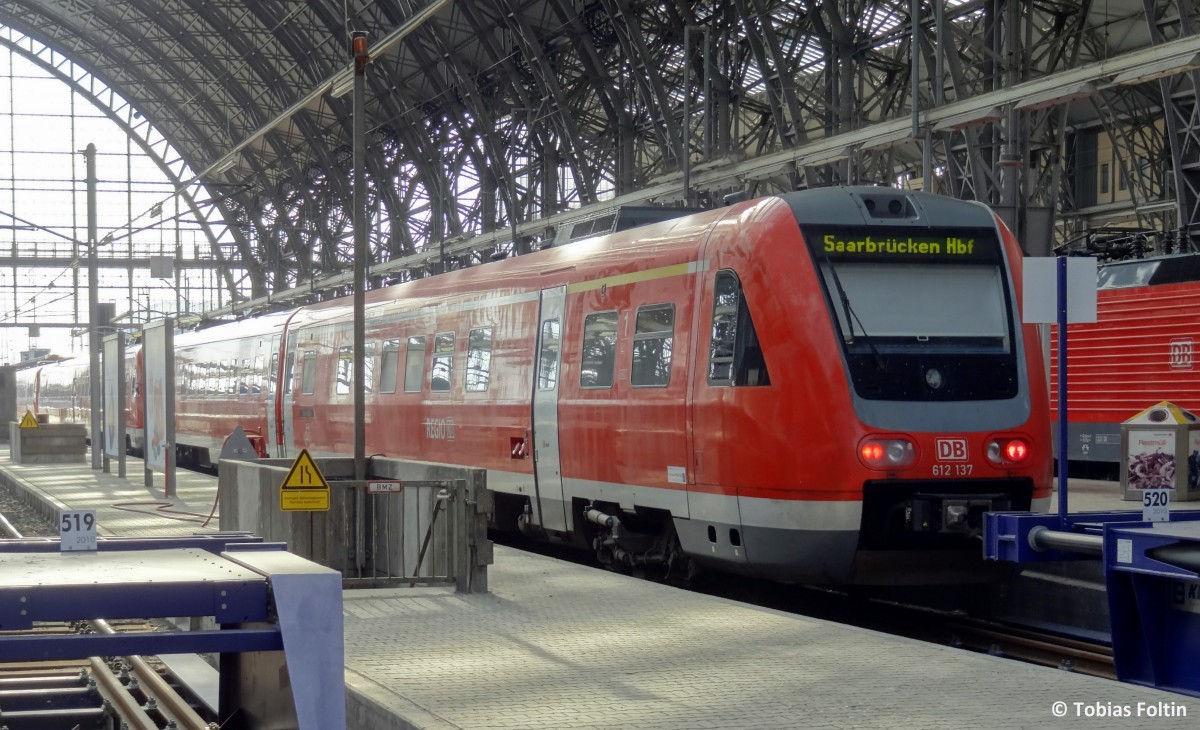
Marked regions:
[1170,338,1193,370]
[935,438,969,461]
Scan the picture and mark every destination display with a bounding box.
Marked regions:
[805,227,1001,262]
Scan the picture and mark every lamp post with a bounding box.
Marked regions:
[352,31,369,484]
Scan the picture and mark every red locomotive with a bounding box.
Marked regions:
[1052,253,1200,472]
[16,187,1052,584]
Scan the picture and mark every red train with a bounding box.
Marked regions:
[15,187,1052,584]
[1053,253,1200,471]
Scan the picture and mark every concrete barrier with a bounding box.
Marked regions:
[9,422,87,464]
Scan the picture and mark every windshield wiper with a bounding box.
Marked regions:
[822,254,888,373]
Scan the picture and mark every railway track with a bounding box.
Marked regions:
[0,499,219,729]
[945,619,1116,680]
[0,619,218,729]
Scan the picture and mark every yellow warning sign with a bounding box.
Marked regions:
[280,449,329,512]
[19,411,39,429]
[281,449,330,489]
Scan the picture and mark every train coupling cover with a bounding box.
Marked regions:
[907,493,1012,536]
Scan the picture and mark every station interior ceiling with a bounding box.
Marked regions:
[0,0,1193,349]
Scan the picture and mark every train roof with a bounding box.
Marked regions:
[1097,253,1200,289]
[171,309,298,349]
[287,199,743,328]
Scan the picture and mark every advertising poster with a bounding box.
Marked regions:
[1127,430,1176,490]
[1190,431,1200,492]
[143,320,174,475]
[101,335,122,459]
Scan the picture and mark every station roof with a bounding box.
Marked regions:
[0,1,1183,316]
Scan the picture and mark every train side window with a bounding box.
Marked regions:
[709,272,738,384]
[431,332,454,392]
[363,341,376,392]
[380,339,400,393]
[631,304,674,387]
[538,320,561,390]
[708,270,771,387]
[253,355,265,394]
[404,336,426,393]
[335,343,375,394]
[466,327,493,392]
[335,346,353,395]
[300,350,317,395]
[283,352,294,395]
[269,352,280,395]
[580,311,618,388]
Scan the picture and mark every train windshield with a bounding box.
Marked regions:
[804,225,1017,401]
[807,227,1011,355]
[819,262,1009,354]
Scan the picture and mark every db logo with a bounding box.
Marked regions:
[935,438,968,461]
[1170,338,1193,370]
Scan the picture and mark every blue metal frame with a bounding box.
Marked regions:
[1105,521,1200,697]
[0,535,345,729]
[986,510,1200,697]
[0,629,284,661]
[985,510,1200,563]
[0,532,275,554]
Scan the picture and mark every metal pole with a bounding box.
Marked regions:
[929,0,944,193]
[352,32,368,484]
[703,28,712,160]
[682,26,691,206]
[1029,525,1102,555]
[1057,255,1069,526]
[85,143,101,471]
[935,0,945,104]
[910,0,920,142]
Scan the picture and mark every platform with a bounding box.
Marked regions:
[1,449,1197,728]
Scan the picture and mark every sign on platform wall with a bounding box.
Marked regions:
[1022,256,1098,324]
[280,448,330,511]
[102,335,123,459]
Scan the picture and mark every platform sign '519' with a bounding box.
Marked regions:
[60,509,97,552]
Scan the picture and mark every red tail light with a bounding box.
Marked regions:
[859,438,916,470]
[988,438,1030,466]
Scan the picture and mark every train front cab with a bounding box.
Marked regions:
[686,188,1052,585]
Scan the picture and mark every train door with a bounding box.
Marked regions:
[265,334,281,456]
[532,286,568,532]
[280,332,299,458]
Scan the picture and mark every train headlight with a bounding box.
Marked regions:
[987,438,1030,466]
[859,437,916,469]
[924,367,945,390]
